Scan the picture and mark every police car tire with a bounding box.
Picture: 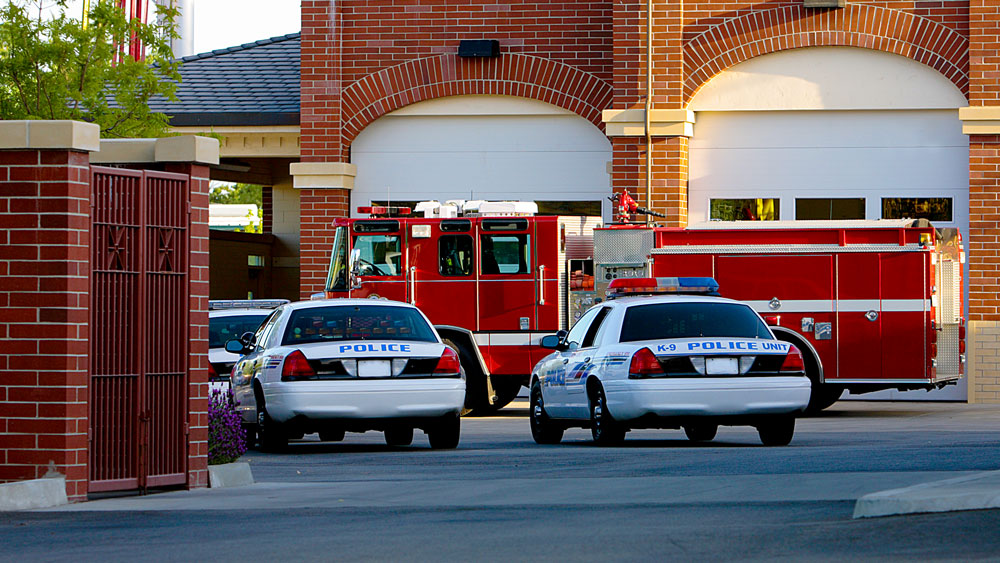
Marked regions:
[428,414,461,449]
[385,426,414,447]
[530,381,564,445]
[683,424,718,442]
[757,417,795,447]
[590,387,626,445]
[257,406,288,452]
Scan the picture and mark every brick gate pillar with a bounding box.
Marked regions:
[0,120,100,500]
[605,0,691,225]
[958,0,1000,403]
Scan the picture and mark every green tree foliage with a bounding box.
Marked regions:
[0,0,180,138]
[210,182,262,206]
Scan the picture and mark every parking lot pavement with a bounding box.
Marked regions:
[31,401,1000,516]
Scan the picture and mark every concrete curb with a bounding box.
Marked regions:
[854,469,1000,518]
[208,462,254,488]
[0,476,69,512]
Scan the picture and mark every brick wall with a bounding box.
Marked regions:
[965,0,1000,401]
[0,149,92,500]
[298,1,997,401]
[299,188,350,298]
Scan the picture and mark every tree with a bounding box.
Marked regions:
[0,0,180,138]
[210,182,263,206]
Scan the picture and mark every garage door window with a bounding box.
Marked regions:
[882,198,953,222]
[796,198,866,220]
[710,198,780,221]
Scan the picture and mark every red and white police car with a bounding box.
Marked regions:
[226,299,466,451]
[529,278,812,446]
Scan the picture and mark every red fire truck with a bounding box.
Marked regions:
[324,202,964,413]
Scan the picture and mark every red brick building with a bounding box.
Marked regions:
[156,1,999,403]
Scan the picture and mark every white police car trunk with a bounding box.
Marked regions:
[249,340,465,422]
[530,277,811,446]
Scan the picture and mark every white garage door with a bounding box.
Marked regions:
[351,96,612,220]
[688,47,969,401]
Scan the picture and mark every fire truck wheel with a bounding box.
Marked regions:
[427,414,461,449]
[319,428,345,442]
[530,381,564,445]
[683,423,718,442]
[472,380,522,415]
[590,386,627,445]
[257,405,288,452]
[244,425,258,450]
[806,385,845,413]
[757,417,795,447]
[384,426,414,447]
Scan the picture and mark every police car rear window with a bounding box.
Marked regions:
[282,305,437,345]
[209,314,270,348]
[619,303,772,342]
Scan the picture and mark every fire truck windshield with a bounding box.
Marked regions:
[326,226,349,291]
[354,234,402,276]
[619,302,773,342]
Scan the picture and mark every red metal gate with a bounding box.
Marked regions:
[89,166,190,494]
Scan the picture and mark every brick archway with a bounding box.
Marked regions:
[341,54,613,146]
[684,5,969,102]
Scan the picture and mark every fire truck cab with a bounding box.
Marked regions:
[324,201,601,413]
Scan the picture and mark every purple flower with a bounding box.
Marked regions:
[208,387,247,465]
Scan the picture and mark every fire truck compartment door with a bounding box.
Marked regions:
[836,254,883,382]
[477,223,539,375]
[714,254,837,381]
[407,224,479,330]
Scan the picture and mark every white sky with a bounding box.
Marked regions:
[190,0,300,54]
[43,0,302,56]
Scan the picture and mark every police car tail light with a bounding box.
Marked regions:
[629,347,664,378]
[434,347,461,376]
[282,350,316,381]
[779,345,805,373]
[606,277,720,299]
[207,363,218,380]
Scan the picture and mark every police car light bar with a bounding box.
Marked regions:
[208,299,290,310]
[606,277,720,299]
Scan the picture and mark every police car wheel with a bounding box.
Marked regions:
[683,424,718,442]
[757,417,795,447]
[529,381,563,445]
[257,405,288,452]
[590,387,626,445]
[385,426,414,447]
[427,414,460,449]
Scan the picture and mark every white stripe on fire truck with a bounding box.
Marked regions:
[473,332,551,346]
[745,299,929,313]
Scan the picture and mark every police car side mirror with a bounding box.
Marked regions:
[540,335,562,350]
[225,339,249,355]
